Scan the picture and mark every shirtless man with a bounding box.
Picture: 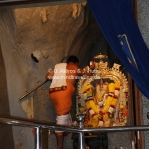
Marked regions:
[45,55,95,149]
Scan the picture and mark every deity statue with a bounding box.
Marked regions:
[76,53,129,128]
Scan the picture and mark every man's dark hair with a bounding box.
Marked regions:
[66,55,79,64]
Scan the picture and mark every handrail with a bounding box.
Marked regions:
[0,116,149,149]
[1,117,149,132]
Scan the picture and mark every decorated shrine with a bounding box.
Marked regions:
[76,53,129,128]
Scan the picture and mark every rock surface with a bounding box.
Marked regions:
[0,3,101,149]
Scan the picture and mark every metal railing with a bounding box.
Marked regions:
[0,115,149,149]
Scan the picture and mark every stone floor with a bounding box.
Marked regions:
[48,133,73,149]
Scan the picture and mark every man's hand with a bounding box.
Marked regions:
[45,69,54,80]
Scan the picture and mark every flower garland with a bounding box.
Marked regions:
[78,81,128,128]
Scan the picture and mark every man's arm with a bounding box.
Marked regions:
[45,69,54,81]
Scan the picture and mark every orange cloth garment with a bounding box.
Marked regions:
[49,82,75,115]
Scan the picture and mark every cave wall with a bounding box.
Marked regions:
[0,3,101,149]
[0,4,101,118]
[0,44,14,149]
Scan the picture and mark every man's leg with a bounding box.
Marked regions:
[55,132,65,149]
[55,113,72,149]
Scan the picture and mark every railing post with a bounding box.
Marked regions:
[76,114,85,149]
[35,127,42,149]
[79,132,85,149]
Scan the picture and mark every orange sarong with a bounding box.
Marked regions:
[49,82,75,115]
